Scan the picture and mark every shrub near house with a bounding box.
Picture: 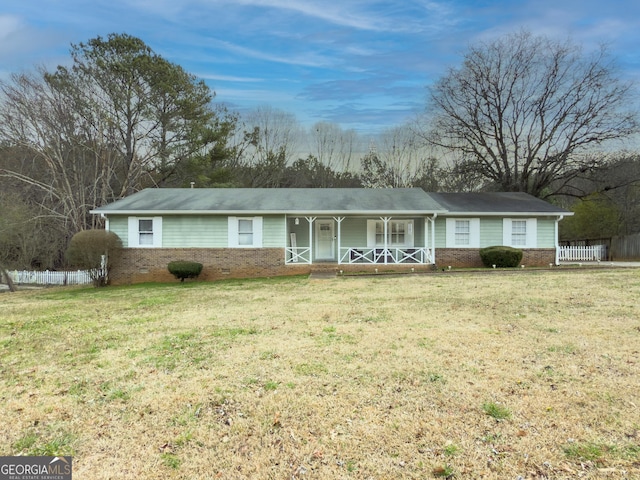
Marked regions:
[66,230,122,286]
[479,246,523,268]
[168,261,203,282]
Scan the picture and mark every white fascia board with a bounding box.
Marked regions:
[440,211,573,217]
[92,209,447,216]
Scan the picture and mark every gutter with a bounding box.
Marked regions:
[90,209,450,216]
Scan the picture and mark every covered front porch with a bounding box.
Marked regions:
[284,215,436,265]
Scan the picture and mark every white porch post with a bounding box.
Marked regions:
[381,217,391,264]
[334,217,344,264]
[306,216,316,263]
[430,214,437,264]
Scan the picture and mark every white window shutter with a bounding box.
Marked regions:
[253,217,263,247]
[228,216,238,247]
[128,217,138,247]
[469,218,480,248]
[503,218,511,246]
[152,217,163,247]
[526,218,537,248]
[445,218,455,247]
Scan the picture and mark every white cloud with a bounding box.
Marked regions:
[208,38,335,68]
[0,14,66,67]
[197,73,263,83]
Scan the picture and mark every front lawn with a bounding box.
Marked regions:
[1,270,639,478]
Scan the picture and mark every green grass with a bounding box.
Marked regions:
[482,401,511,420]
[13,431,76,456]
[563,441,640,464]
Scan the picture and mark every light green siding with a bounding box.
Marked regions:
[434,217,447,248]
[108,216,129,245]
[109,213,558,251]
[162,216,226,247]
[480,218,503,247]
[537,218,556,248]
[340,218,368,247]
[438,216,557,248]
[263,216,286,247]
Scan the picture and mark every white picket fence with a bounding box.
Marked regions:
[558,245,606,262]
[7,270,94,286]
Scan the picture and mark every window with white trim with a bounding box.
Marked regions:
[127,217,162,247]
[445,218,480,248]
[138,219,154,245]
[511,220,527,246]
[229,216,263,248]
[367,220,413,247]
[238,219,254,246]
[455,220,470,245]
[503,218,537,248]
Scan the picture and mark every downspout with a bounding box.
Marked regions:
[555,215,564,265]
[101,213,109,231]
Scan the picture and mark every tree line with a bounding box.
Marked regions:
[1,31,638,270]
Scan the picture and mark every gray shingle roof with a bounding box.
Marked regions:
[428,192,570,215]
[92,188,445,215]
[91,188,570,216]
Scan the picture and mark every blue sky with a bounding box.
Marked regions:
[1,0,639,135]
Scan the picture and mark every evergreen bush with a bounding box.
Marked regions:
[479,246,523,268]
[66,230,122,287]
[168,261,203,282]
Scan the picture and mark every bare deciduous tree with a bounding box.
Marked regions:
[361,126,439,188]
[309,122,359,173]
[0,70,109,232]
[425,30,638,197]
[238,106,302,187]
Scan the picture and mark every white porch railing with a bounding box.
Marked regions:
[7,270,94,285]
[286,246,433,265]
[286,247,312,264]
[558,245,606,262]
[339,247,433,265]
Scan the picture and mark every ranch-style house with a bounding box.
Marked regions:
[91,188,571,284]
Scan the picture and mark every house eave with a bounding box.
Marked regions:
[441,211,573,217]
[91,209,447,216]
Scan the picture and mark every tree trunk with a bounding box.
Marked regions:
[0,266,17,292]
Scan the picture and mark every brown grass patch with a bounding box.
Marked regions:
[1,270,640,478]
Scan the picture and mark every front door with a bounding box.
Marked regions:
[315,220,335,260]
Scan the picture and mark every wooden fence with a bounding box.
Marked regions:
[558,245,606,262]
[7,270,94,286]
[611,233,640,260]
